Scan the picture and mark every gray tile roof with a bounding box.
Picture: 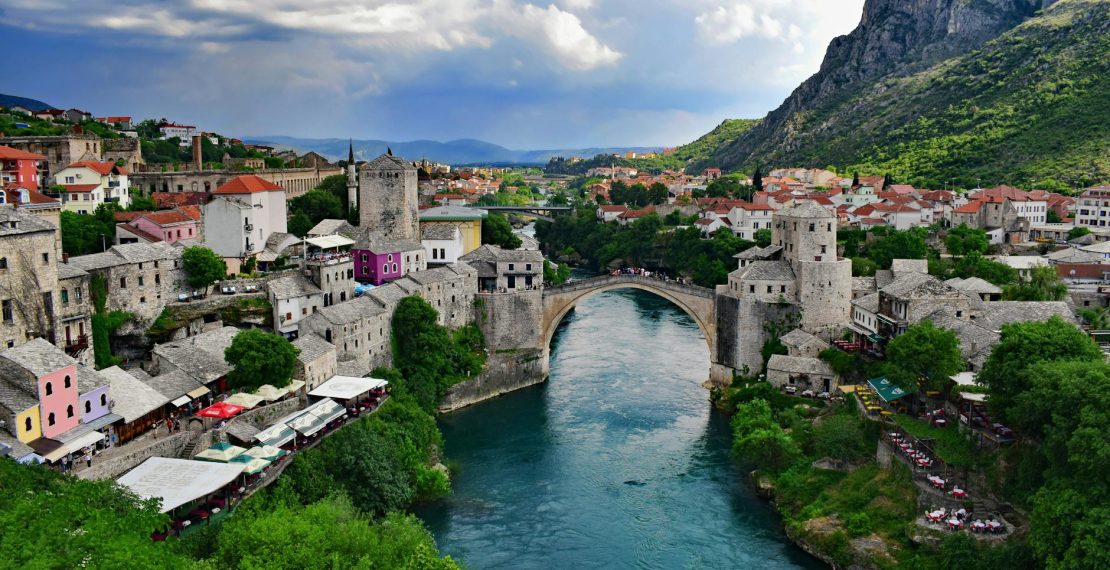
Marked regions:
[69,241,179,271]
[0,431,34,459]
[153,326,239,383]
[76,365,109,393]
[945,277,1002,295]
[874,269,894,289]
[767,354,835,376]
[1046,247,1105,264]
[57,263,89,280]
[0,378,38,414]
[925,310,1000,360]
[307,219,353,237]
[422,224,459,241]
[779,329,827,350]
[314,296,385,325]
[852,277,876,293]
[267,274,322,300]
[460,244,543,263]
[880,272,952,298]
[735,244,782,260]
[142,369,205,400]
[361,153,413,171]
[100,366,169,423]
[294,334,334,363]
[0,338,74,379]
[975,301,1076,331]
[851,292,880,313]
[738,259,795,281]
[776,201,833,219]
[0,205,55,236]
[419,205,486,221]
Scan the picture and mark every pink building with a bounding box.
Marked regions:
[129,209,199,243]
[0,338,80,439]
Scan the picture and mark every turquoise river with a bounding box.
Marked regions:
[417,289,824,569]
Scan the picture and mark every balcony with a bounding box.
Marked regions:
[108,181,121,188]
[65,334,89,355]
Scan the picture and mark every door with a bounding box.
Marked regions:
[507,276,516,289]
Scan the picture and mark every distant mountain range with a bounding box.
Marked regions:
[0,93,55,112]
[245,136,663,166]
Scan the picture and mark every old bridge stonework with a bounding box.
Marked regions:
[541,275,728,383]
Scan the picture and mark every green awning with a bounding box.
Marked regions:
[867,376,915,403]
[867,334,885,343]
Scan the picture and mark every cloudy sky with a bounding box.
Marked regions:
[0,0,864,149]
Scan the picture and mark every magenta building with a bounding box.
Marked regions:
[353,231,406,286]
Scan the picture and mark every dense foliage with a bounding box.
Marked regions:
[883,321,964,391]
[536,205,754,286]
[89,273,131,369]
[60,205,118,256]
[390,296,486,412]
[181,246,227,291]
[223,329,300,391]
[480,212,521,250]
[605,180,668,206]
[288,190,344,237]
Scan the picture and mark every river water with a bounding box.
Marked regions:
[418,289,823,569]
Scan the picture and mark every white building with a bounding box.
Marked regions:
[201,175,288,272]
[422,224,465,265]
[267,275,323,338]
[158,123,197,145]
[54,161,131,213]
[727,203,775,240]
[1073,185,1110,228]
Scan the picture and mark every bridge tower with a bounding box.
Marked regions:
[358,149,419,240]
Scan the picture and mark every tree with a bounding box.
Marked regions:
[977,316,1102,425]
[288,210,314,238]
[731,399,802,473]
[181,246,227,292]
[224,329,300,391]
[289,189,344,227]
[1002,265,1067,301]
[1046,209,1062,223]
[884,321,963,391]
[481,212,521,250]
[866,228,927,269]
[391,297,485,411]
[1067,226,1091,241]
[852,171,860,187]
[128,191,157,212]
[752,165,763,192]
[812,414,872,462]
[882,173,893,189]
[754,228,772,248]
[60,204,119,256]
[945,224,989,256]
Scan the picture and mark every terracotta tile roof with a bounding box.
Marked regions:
[599,205,627,212]
[116,223,161,242]
[214,175,283,194]
[62,183,100,193]
[2,185,58,205]
[65,160,127,176]
[152,191,209,208]
[176,205,201,221]
[954,201,984,213]
[0,145,46,160]
[140,210,193,226]
[114,211,144,222]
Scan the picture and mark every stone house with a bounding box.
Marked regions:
[875,272,978,339]
[0,207,61,350]
[267,274,323,338]
[67,242,188,326]
[56,262,94,364]
[779,329,830,358]
[151,326,238,395]
[766,354,838,393]
[293,334,337,391]
[359,153,420,242]
[460,245,543,292]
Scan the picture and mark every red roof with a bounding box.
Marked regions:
[140,210,194,226]
[152,191,209,208]
[0,145,47,160]
[214,175,284,194]
[114,211,144,222]
[954,201,985,214]
[738,203,775,211]
[2,185,58,206]
[116,223,161,243]
[599,205,627,212]
[65,160,127,176]
[61,184,100,193]
[177,205,202,221]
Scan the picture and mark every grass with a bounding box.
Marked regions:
[892,415,987,469]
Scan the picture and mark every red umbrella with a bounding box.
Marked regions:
[196,401,245,419]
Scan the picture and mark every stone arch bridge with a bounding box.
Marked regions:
[541,274,718,366]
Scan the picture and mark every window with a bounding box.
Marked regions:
[780,285,786,293]
[138,276,144,286]
[67,405,74,418]
[1,299,10,323]
[48,413,55,426]
[61,289,69,304]
[387,254,393,262]
[120,277,127,288]
[526,264,532,271]
[140,296,146,304]
[286,312,293,321]
[45,382,53,396]
[766,285,772,294]
[820,245,827,254]
[155,275,160,285]
[100,394,107,406]
[509,264,515,271]
[432,249,438,260]
[42,252,49,265]
[0,257,6,269]
[362,254,368,262]
[85,401,92,414]
[64,375,71,388]
[383,264,388,274]
[24,417,31,432]
[809,223,815,232]
[392,263,398,272]
[749,285,755,293]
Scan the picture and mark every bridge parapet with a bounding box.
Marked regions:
[543,274,714,299]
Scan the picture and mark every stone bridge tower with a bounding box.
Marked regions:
[358,150,419,240]
[774,201,852,334]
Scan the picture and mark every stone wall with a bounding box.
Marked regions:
[716,292,801,376]
[796,258,853,336]
[225,397,305,434]
[476,290,544,351]
[77,430,201,480]
[438,350,546,412]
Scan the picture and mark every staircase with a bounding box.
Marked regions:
[179,439,199,459]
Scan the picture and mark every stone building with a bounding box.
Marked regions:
[102,138,144,174]
[56,262,94,365]
[766,354,839,393]
[130,165,342,199]
[779,329,830,358]
[202,175,288,273]
[0,134,101,190]
[358,152,419,241]
[267,274,323,338]
[293,334,337,391]
[460,245,544,292]
[0,207,61,350]
[66,242,188,326]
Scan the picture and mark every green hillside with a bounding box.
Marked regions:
[674,118,758,162]
[711,0,1110,190]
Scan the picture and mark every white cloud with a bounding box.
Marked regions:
[694,1,861,50]
[514,3,622,70]
[561,0,595,9]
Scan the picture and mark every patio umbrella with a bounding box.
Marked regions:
[194,442,247,462]
[230,454,271,474]
[243,445,289,461]
[224,393,266,409]
[196,402,245,419]
[254,385,285,401]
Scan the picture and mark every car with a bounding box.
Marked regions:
[992,424,1014,438]
[817,392,830,400]
[801,389,816,398]
[177,293,188,302]
[222,286,236,295]
[784,386,797,394]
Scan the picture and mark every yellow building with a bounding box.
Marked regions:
[419,205,486,255]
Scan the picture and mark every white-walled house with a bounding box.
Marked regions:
[267,274,323,338]
[54,161,130,213]
[422,224,465,265]
[727,203,775,240]
[201,175,288,270]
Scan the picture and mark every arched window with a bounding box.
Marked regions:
[85,401,92,414]
[101,394,107,406]
[64,375,71,388]
[67,405,74,418]
[45,382,53,396]
[24,417,32,432]
[48,413,55,426]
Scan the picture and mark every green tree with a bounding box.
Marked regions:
[1067,226,1091,241]
[1046,209,1062,223]
[391,297,485,411]
[181,246,227,293]
[60,204,120,256]
[884,321,963,391]
[752,165,763,192]
[866,228,927,269]
[224,329,300,391]
[812,414,873,462]
[754,227,772,248]
[731,399,802,473]
[1002,265,1067,301]
[128,191,157,212]
[977,316,1102,425]
[945,224,989,256]
[288,210,314,238]
[288,189,344,233]
[481,212,522,250]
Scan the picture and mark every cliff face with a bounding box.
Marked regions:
[711,0,1052,169]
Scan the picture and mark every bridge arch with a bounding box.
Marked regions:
[541,276,717,368]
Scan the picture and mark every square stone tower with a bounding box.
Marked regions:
[358,152,419,241]
[772,201,852,334]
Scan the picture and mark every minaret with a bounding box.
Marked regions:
[346,139,358,217]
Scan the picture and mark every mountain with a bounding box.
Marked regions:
[0,93,55,112]
[705,0,1110,189]
[247,135,662,166]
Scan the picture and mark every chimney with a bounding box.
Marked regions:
[192,135,203,171]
